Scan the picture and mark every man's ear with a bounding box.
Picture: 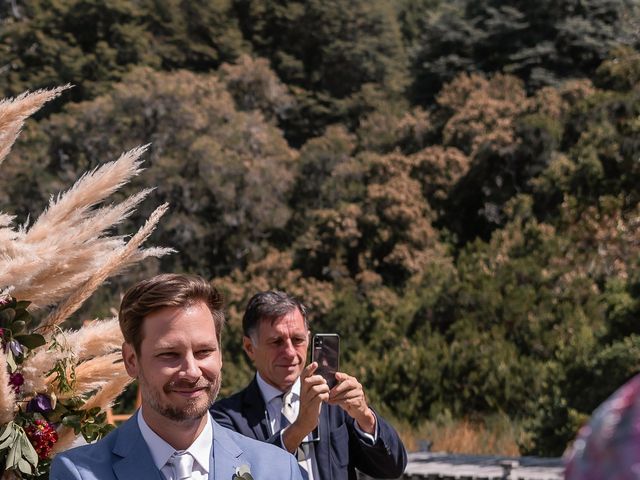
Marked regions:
[122,342,139,378]
[242,336,255,362]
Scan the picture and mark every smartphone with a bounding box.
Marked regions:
[311,333,340,389]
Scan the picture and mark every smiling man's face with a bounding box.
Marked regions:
[123,301,222,427]
[243,308,309,392]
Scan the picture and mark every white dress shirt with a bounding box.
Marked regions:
[256,373,376,480]
[257,374,320,479]
[137,408,212,480]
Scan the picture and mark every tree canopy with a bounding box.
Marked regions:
[2,0,640,456]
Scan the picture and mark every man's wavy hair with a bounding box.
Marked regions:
[119,273,224,353]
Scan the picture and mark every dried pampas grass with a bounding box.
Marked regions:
[20,346,69,395]
[0,85,173,466]
[42,202,170,329]
[0,144,174,309]
[0,85,70,166]
[55,353,124,400]
[25,146,147,243]
[80,372,133,413]
[63,317,123,362]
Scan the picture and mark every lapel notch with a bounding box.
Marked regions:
[112,413,164,480]
[212,419,249,479]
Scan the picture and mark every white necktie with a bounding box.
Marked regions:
[169,452,194,480]
[281,390,297,426]
[281,391,313,480]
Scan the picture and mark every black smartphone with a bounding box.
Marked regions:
[311,333,340,389]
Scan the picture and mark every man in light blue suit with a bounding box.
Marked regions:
[51,274,303,480]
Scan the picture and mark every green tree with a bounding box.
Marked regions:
[235,0,409,144]
[5,67,297,278]
[292,149,444,286]
[0,0,245,102]
[143,0,244,70]
[0,0,158,100]
[524,335,640,456]
[409,0,639,104]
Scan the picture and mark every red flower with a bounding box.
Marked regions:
[9,372,24,393]
[24,419,58,460]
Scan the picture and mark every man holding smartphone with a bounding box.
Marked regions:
[210,291,407,480]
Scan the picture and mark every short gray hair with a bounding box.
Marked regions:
[242,291,308,340]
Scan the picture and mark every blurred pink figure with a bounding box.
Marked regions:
[565,374,640,479]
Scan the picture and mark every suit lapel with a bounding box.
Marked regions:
[112,412,164,480]
[212,420,248,479]
[243,377,271,441]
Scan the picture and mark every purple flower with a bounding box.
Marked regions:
[9,372,24,393]
[27,394,53,413]
[8,340,23,357]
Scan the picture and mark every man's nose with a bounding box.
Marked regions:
[281,339,296,356]
[180,352,201,378]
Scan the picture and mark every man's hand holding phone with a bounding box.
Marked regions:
[311,333,376,435]
[299,362,330,427]
[328,372,377,435]
[281,362,329,453]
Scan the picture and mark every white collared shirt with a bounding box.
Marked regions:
[256,373,378,480]
[257,373,379,439]
[256,374,320,480]
[137,408,212,480]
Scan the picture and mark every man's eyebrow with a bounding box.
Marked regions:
[264,334,283,341]
[264,332,306,341]
[194,342,218,350]
[153,340,217,350]
[153,342,177,351]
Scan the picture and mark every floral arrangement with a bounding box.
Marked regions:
[0,296,118,477]
[0,86,172,478]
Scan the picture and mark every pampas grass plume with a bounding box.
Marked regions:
[65,318,123,362]
[0,85,174,465]
[0,85,71,166]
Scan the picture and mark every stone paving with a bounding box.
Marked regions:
[358,452,564,480]
[400,452,564,480]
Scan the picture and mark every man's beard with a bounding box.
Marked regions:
[139,370,221,422]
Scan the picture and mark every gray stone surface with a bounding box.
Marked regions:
[358,452,564,480]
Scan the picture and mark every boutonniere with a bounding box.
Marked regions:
[232,464,254,480]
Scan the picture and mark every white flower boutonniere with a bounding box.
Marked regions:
[232,464,254,480]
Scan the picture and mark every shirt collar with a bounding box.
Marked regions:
[189,413,213,473]
[256,372,300,404]
[137,408,212,473]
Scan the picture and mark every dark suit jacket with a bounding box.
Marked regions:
[211,376,407,480]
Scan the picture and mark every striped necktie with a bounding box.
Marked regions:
[281,390,313,480]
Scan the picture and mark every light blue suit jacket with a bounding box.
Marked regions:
[50,412,303,480]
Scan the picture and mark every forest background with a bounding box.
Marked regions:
[2,0,640,457]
